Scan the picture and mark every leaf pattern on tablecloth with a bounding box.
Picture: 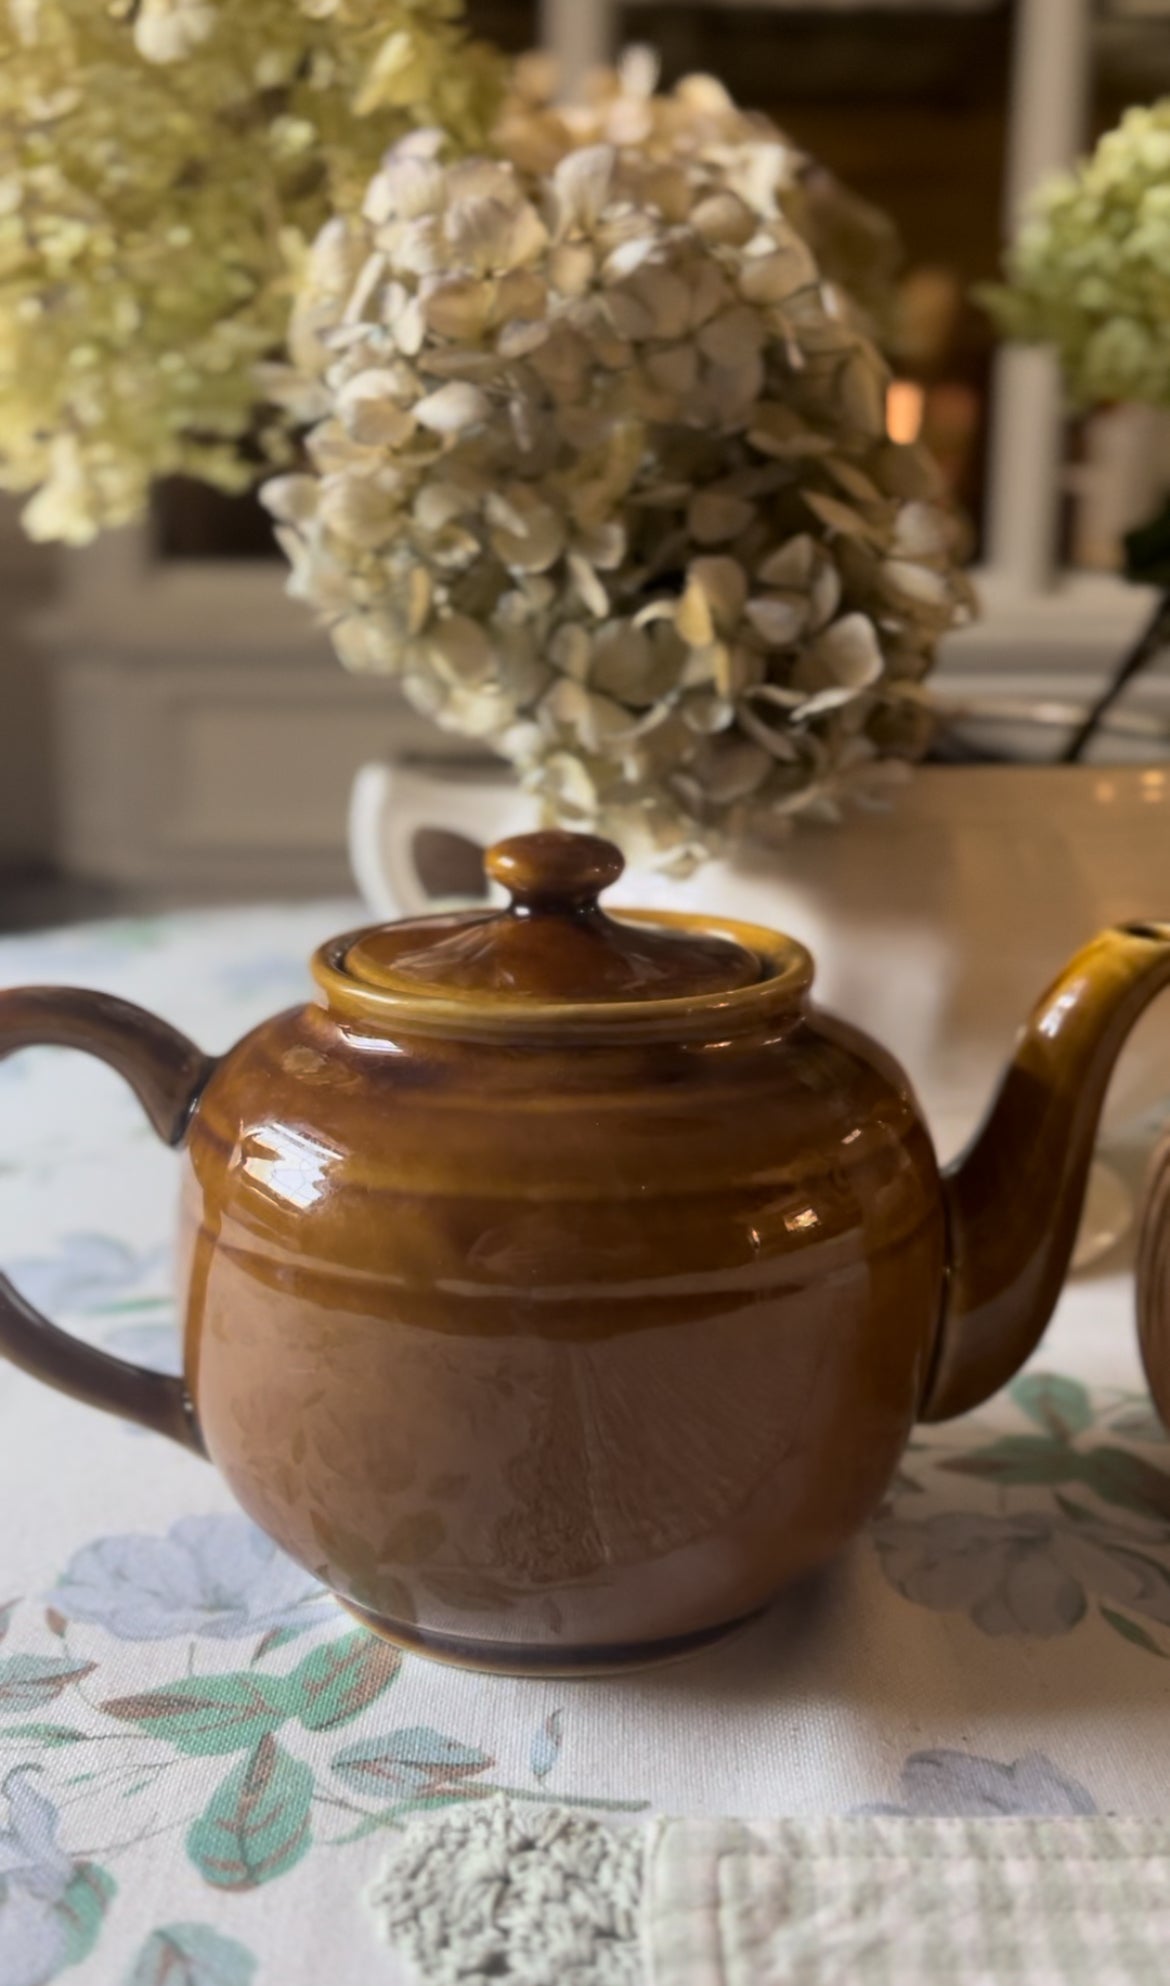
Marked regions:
[529,1709,564,1783]
[0,1589,642,1914]
[101,1676,294,1760]
[212,954,314,1003]
[858,1748,1097,1818]
[124,1921,256,1986]
[1,1238,182,1432]
[0,1510,644,1925]
[873,1371,1170,1653]
[186,1738,314,1893]
[331,1727,493,1803]
[99,1634,401,1760]
[0,1663,94,1715]
[280,1637,401,1734]
[3,1237,171,1327]
[0,1767,115,1986]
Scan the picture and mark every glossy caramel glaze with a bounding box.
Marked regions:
[927,922,1170,1420]
[5,831,1170,1675]
[180,989,944,1666]
[1138,1133,1170,1433]
[345,829,765,1006]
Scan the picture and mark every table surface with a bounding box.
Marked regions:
[1,899,1169,1986]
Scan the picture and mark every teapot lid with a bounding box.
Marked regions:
[340,831,766,1007]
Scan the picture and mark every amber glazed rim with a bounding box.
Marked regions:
[312,908,814,1043]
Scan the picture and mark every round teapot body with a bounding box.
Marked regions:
[180,998,945,1672]
[4,830,1169,1679]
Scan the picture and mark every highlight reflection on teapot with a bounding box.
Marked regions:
[2,831,1169,1676]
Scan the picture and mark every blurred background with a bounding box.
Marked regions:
[3,0,1170,929]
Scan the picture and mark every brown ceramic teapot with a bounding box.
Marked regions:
[2,831,1169,1675]
[1138,1135,1170,1431]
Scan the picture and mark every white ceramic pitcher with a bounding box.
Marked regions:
[350,759,1170,1204]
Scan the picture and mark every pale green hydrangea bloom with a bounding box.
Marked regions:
[0,0,500,541]
[988,100,1170,411]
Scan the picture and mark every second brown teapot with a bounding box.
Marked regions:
[1,830,1168,1674]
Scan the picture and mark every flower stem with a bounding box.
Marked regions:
[1061,589,1170,763]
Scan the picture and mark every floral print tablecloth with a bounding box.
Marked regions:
[1,902,1169,1986]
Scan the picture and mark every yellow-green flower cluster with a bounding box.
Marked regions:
[0,0,499,542]
[988,101,1170,411]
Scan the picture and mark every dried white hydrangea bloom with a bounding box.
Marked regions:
[267,59,974,864]
[495,49,904,342]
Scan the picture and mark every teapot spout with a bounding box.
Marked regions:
[922,922,1170,1421]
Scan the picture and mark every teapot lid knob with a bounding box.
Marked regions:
[485,830,624,916]
[334,825,781,1010]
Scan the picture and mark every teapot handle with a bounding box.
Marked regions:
[0,987,214,1453]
